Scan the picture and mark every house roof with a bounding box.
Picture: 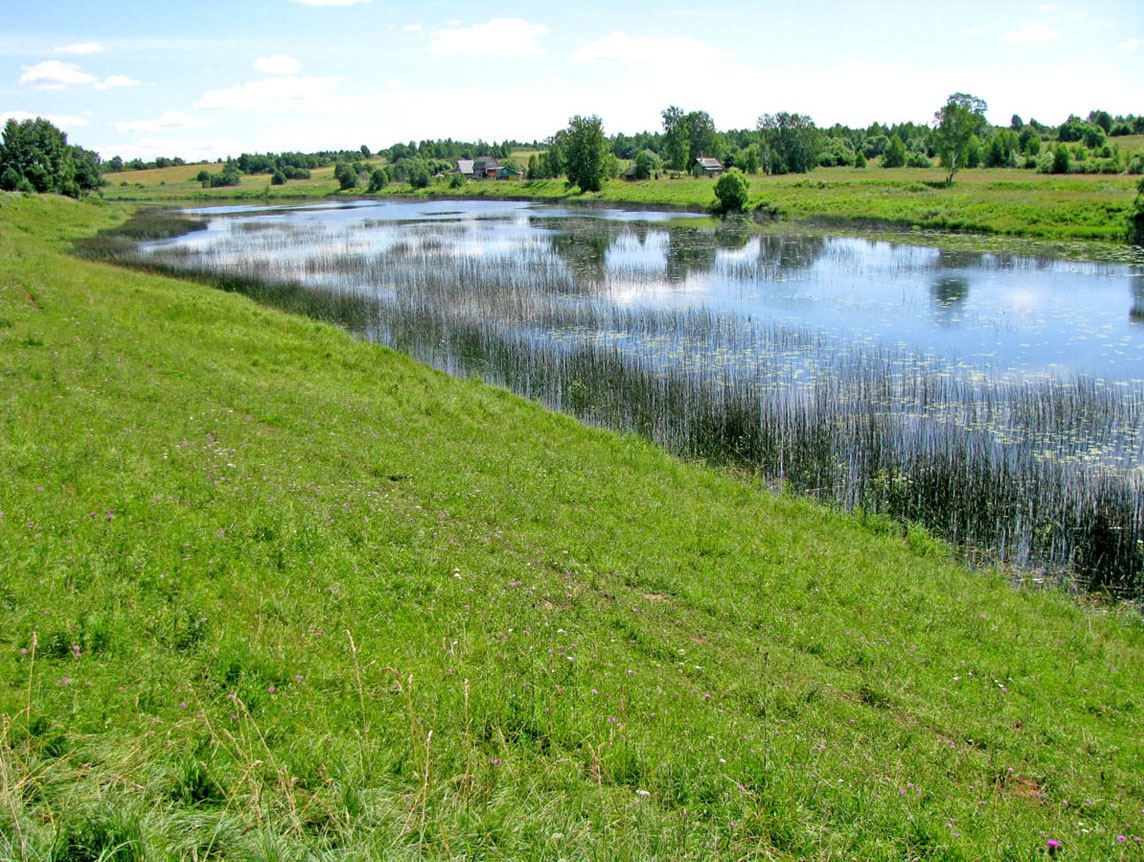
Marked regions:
[473,156,500,171]
[456,159,475,174]
[695,157,723,169]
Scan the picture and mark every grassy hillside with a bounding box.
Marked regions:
[1,193,1143,859]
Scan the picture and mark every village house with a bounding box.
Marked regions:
[454,156,520,181]
[693,157,724,177]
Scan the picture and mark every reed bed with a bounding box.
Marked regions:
[86,207,1144,598]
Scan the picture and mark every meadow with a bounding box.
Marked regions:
[3,192,1144,859]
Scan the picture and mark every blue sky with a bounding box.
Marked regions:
[1,0,1141,161]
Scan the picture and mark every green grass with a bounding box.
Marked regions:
[2,192,1144,859]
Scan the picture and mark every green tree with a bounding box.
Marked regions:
[367,167,388,192]
[0,117,77,195]
[740,143,761,174]
[1052,143,1070,174]
[633,149,663,180]
[685,110,718,166]
[854,149,868,168]
[713,168,750,213]
[757,112,821,174]
[882,135,907,168]
[932,93,988,184]
[564,114,608,193]
[661,106,689,171]
[1128,175,1144,244]
[271,170,287,186]
[334,162,358,190]
[406,160,430,189]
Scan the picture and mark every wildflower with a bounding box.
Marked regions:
[1047,839,1062,855]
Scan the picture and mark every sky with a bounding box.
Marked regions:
[1,0,1141,162]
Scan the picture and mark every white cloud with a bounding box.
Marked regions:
[1002,22,1060,43]
[20,60,96,89]
[964,27,985,36]
[289,0,370,5]
[95,74,140,90]
[1120,38,1140,51]
[55,42,103,55]
[115,111,217,134]
[254,54,302,75]
[427,19,549,58]
[1,110,90,128]
[194,76,353,114]
[571,33,728,68]
[403,24,422,32]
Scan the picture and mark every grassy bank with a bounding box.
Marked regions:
[99,157,1143,245]
[2,193,1144,859]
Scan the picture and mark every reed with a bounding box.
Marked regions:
[97,207,1144,597]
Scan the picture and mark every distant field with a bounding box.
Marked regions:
[97,159,1141,243]
[102,161,343,200]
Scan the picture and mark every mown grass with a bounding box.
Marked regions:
[2,192,1144,859]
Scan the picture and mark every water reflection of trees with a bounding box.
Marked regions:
[545,218,620,289]
[1131,274,1144,324]
[665,228,718,283]
[931,276,970,327]
[755,235,828,274]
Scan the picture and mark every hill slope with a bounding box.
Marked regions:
[1,193,1142,859]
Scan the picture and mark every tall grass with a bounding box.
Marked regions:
[85,207,1144,597]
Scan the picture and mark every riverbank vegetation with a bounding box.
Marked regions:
[3,192,1144,859]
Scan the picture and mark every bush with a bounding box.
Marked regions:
[270,170,287,186]
[1127,155,1144,175]
[449,172,464,188]
[367,167,388,193]
[207,169,241,188]
[334,162,358,191]
[1051,144,1070,174]
[713,168,750,214]
[633,149,664,180]
[195,170,210,183]
[906,152,931,168]
[407,162,430,189]
[854,150,867,168]
[1128,175,1144,244]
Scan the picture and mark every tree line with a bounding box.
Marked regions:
[548,103,1144,182]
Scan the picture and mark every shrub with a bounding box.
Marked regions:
[207,169,241,188]
[1051,144,1070,174]
[1128,175,1144,244]
[334,162,358,190]
[906,152,931,168]
[713,168,750,214]
[367,167,388,192]
[270,170,287,186]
